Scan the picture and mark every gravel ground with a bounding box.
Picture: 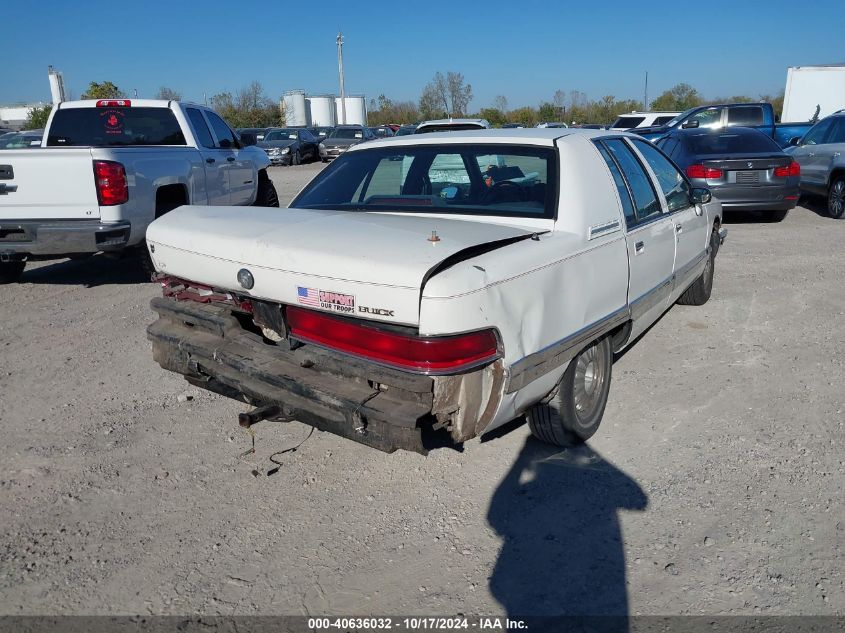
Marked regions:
[0,162,843,617]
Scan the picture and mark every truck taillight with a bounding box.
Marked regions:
[774,161,800,177]
[96,99,131,107]
[94,160,128,206]
[686,164,723,179]
[286,306,500,375]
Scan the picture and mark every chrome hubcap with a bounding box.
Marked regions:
[573,344,605,425]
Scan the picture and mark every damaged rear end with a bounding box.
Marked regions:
[147,277,506,453]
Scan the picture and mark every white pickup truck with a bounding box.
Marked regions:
[145,129,727,454]
[0,99,276,283]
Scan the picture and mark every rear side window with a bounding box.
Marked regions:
[603,139,661,222]
[826,118,845,144]
[47,107,186,147]
[186,108,215,148]
[612,116,645,129]
[653,116,675,126]
[595,142,636,226]
[727,106,764,127]
[685,131,781,154]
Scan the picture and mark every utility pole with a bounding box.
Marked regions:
[644,71,648,111]
[337,32,346,125]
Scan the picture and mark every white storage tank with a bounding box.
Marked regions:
[335,95,367,126]
[309,94,337,126]
[283,90,309,127]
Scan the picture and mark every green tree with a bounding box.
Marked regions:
[650,83,701,111]
[509,106,538,127]
[25,104,52,129]
[537,102,557,121]
[479,107,508,127]
[210,81,281,128]
[81,81,124,100]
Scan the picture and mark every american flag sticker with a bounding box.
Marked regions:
[297,286,320,307]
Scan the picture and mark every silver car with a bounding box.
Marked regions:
[787,111,845,218]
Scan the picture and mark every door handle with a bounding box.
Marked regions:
[227,156,236,162]
[675,223,683,233]
[807,152,815,157]
[206,158,216,164]
[835,152,841,158]
[635,241,645,254]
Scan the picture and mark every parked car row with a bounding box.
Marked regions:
[0,129,44,149]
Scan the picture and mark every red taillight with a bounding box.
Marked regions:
[94,160,128,206]
[686,164,723,179]
[287,306,499,374]
[774,161,800,177]
[96,99,131,107]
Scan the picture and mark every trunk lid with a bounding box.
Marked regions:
[699,153,792,186]
[147,206,536,326]
[0,149,100,220]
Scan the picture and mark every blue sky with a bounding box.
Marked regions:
[3,0,842,109]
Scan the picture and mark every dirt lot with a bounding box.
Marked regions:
[1,162,843,617]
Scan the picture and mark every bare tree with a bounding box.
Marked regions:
[493,95,508,114]
[155,86,181,100]
[447,71,472,116]
[420,74,448,119]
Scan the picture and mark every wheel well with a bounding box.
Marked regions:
[155,184,189,218]
[830,168,845,189]
[610,320,632,354]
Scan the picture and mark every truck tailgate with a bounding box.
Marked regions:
[0,149,99,220]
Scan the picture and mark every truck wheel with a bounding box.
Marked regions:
[138,243,156,280]
[828,178,845,219]
[677,230,717,306]
[254,172,280,207]
[0,260,26,284]
[527,336,612,446]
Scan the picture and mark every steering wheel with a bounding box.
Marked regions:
[482,180,525,203]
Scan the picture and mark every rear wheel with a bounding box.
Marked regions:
[527,336,613,446]
[678,230,717,306]
[769,209,789,222]
[0,260,26,284]
[828,178,845,219]
[253,171,280,207]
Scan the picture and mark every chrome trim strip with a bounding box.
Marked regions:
[674,250,707,290]
[630,276,672,321]
[587,219,621,240]
[506,306,631,393]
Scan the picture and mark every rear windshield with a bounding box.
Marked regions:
[612,116,645,129]
[46,107,186,147]
[330,128,364,139]
[684,131,781,155]
[292,144,557,219]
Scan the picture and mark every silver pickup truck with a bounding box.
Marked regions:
[0,99,276,283]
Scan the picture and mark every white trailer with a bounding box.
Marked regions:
[782,64,845,123]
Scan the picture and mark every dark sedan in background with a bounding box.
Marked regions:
[259,128,320,165]
[319,125,376,161]
[236,127,270,142]
[656,127,800,221]
[0,129,44,149]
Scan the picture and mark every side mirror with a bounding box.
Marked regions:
[681,120,700,129]
[690,188,711,205]
[239,132,257,146]
[787,136,802,147]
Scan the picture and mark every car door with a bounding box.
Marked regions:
[683,107,723,130]
[299,130,317,160]
[816,117,845,189]
[598,139,677,341]
[185,107,228,205]
[629,138,706,301]
[204,110,256,205]
[790,118,834,193]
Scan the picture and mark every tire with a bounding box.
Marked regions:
[769,209,789,222]
[527,336,613,446]
[0,260,26,284]
[677,230,717,306]
[253,172,280,207]
[292,150,301,166]
[828,178,845,219]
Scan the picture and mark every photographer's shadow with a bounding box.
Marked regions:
[487,437,647,623]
